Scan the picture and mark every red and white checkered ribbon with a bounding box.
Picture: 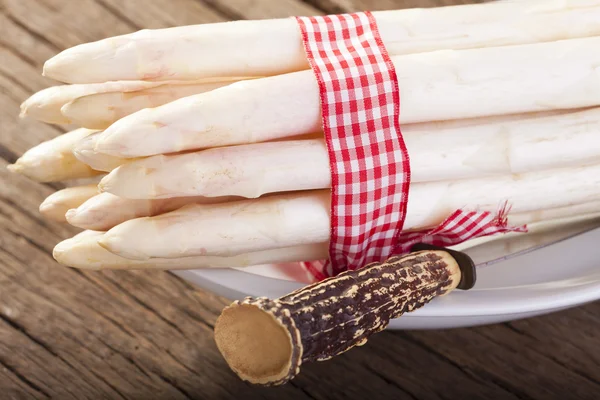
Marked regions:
[295,12,526,281]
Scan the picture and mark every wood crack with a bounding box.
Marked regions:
[0,311,97,397]
[0,243,29,266]
[0,143,19,164]
[0,42,40,72]
[162,348,242,400]
[177,306,215,330]
[0,312,108,397]
[89,331,203,400]
[300,0,346,14]
[83,369,127,400]
[95,275,242,397]
[0,85,25,106]
[93,0,143,31]
[510,320,598,361]
[155,375,194,400]
[103,275,188,339]
[94,337,153,380]
[579,306,600,321]
[0,70,32,103]
[5,227,53,256]
[62,332,128,400]
[360,362,418,400]
[53,274,238,399]
[486,326,600,388]
[537,352,600,388]
[0,196,62,242]
[287,381,319,400]
[503,323,534,338]
[0,312,60,358]
[86,304,136,338]
[0,268,163,393]
[397,332,531,400]
[15,330,114,399]
[68,268,114,295]
[3,11,62,53]
[164,349,197,376]
[0,356,51,399]
[194,0,246,20]
[0,192,49,223]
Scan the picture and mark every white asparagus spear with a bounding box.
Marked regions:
[66,192,240,231]
[43,0,600,83]
[7,128,102,182]
[39,185,99,222]
[98,140,330,199]
[54,230,328,270]
[98,107,600,199]
[509,201,600,227]
[99,163,600,260]
[93,36,600,158]
[72,132,132,172]
[72,131,323,174]
[65,188,600,249]
[19,80,172,125]
[63,187,600,244]
[54,213,600,272]
[99,191,331,260]
[456,214,600,263]
[60,80,238,130]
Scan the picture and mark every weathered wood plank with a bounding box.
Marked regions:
[503,307,600,384]
[0,164,288,400]
[403,318,600,399]
[202,0,323,19]
[0,64,65,156]
[0,356,48,400]
[0,12,57,71]
[305,0,486,14]
[290,329,521,400]
[94,0,226,30]
[1,0,599,398]
[2,0,133,50]
[0,156,414,399]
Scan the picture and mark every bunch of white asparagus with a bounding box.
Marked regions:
[10,0,600,273]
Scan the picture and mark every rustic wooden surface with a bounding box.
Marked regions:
[1,0,599,399]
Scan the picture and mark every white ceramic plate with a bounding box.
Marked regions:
[173,227,600,329]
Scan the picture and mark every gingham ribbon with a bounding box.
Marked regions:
[295,12,526,281]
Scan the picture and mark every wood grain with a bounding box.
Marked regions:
[305,0,489,13]
[0,0,599,399]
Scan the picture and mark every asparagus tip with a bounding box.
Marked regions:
[97,232,152,261]
[19,103,28,118]
[52,233,105,270]
[52,239,68,263]
[42,54,74,83]
[6,163,22,174]
[64,208,78,221]
[6,162,48,182]
[38,206,68,223]
[97,179,108,193]
[64,208,88,229]
[51,243,79,269]
[41,58,55,79]
[38,199,53,214]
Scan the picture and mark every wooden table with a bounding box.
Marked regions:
[1,0,599,398]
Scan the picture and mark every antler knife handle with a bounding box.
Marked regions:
[214,246,476,386]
